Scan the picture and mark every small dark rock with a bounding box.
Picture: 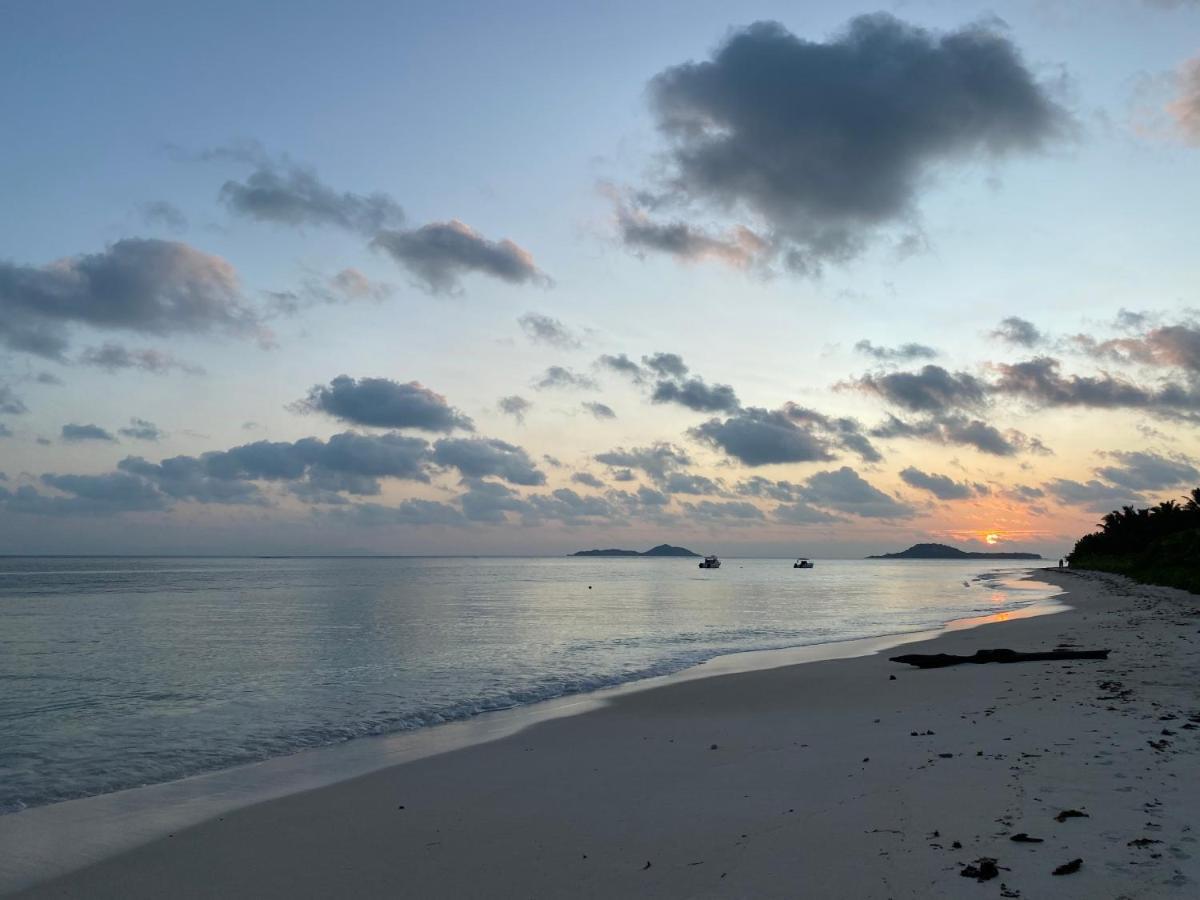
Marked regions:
[960,858,999,881]
[889,675,897,680]
[642,861,652,871]
[1010,833,1043,843]
[952,841,962,849]
[710,744,718,750]
[1128,838,1162,848]
[1054,809,1089,822]
[1052,858,1082,876]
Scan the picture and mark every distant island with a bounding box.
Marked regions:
[572,544,700,558]
[867,542,1042,560]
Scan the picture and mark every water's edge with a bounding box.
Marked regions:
[0,571,1068,894]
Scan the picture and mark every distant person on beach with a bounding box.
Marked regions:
[1058,557,1065,568]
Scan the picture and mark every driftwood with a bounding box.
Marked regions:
[890,648,1109,669]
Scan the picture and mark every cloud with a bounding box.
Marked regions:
[432,437,546,486]
[596,353,646,383]
[571,472,605,488]
[533,366,597,391]
[681,499,765,520]
[633,14,1066,272]
[374,220,547,294]
[595,443,692,482]
[614,199,767,267]
[800,466,915,519]
[336,499,466,527]
[459,478,531,523]
[0,424,12,438]
[1044,478,1144,513]
[0,386,28,415]
[899,466,975,500]
[119,455,263,504]
[773,500,839,524]
[0,473,168,516]
[265,269,393,315]
[79,342,204,375]
[118,418,163,441]
[140,200,188,232]
[517,312,581,349]
[870,412,1028,456]
[991,316,1043,347]
[854,340,938,361]
[1094,450,1198,491]
[690,405,880,467]
[660,472,724,495]
[297,375,474,432]
[61,423,115,442]
[582,401,616,420]
[850,365,988,414]
[651,377,740,413]
[219,160,404,234]
[1074,321,1200,374]
[992,356,1200,415]
[498,395,532,424]
[0,238,260,359]
[642,352,689,380]
[1168,54,1200,144]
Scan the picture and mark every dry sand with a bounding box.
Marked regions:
[9,569,1200,898]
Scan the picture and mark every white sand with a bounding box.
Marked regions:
[9,569,1200,898]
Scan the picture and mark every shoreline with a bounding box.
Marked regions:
[0,571,1062,894]
[9,568,1200,897]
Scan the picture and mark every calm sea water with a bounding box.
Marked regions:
[0,556,1059,814]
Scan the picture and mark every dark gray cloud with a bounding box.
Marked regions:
[1044,478,1144,513]
[498,395,532,424]
[533,366,597,391]
[690,407,835,466]
[660,472,724,495]
[336,499,466,527]
[297,375,474,432]
[35,372,63,386]
[582,401,616,420]
[518,312,581,349]
[595,443,691,482]
[596,353,646,383]
[0,238,260,359]
[800,466,914,519]
[0,423,12,438]
[140,201,188,232]
[0,386,28,415]
[1094,450,1198,491]
[459,479,531,523]
[991,316,1043,347]
[634,14,1066,271]
[119,455,263,504]
[773,500,839,524]
[992,356,1200,415]
[642,352,689,380]
[854,340,937,361]
[870,412,1028,457]
[851,365,988,414]
[79,343,203,375]
[61,423,115,442]
[736,476,807,503]
[219,161,404,234]
[1074,321,1200,374]
[783,405,883,463]
[432,438,546,486]
[571,472,605,488]
[374,221,547,294]
[3,473,169,516]
[651,377,740,413]
[690,405,880,467]
[118,418,163,441]
[899,466,975,500]
[681,499,764,521]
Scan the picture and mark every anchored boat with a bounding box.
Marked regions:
[698,554,721,569]
[793,557,814,569]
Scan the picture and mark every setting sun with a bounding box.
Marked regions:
[985,533,1001,545]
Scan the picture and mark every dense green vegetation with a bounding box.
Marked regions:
[1068,488,1200,594]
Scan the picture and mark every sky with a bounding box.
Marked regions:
[0,0,1198,557]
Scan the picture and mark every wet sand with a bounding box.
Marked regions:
[10,569,1200,898]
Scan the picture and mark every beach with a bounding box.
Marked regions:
[8,568,1199,898]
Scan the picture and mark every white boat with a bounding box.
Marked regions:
[698,554,721,569]
[794,557,814,569]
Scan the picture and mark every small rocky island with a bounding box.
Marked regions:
[868,542,1041,560]
[572,544,700,558]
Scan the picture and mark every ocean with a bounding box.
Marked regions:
[0,555,1061,814]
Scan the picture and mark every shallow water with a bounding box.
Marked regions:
[0,556,1058,813]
